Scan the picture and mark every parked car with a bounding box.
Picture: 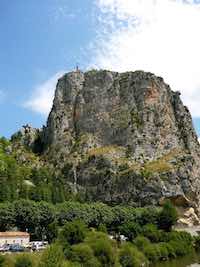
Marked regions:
[30,241,48,251]
[31,243,46,251]
[9,244,25,252]
[0,244,10,252]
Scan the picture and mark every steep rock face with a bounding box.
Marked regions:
[43,70,200,209]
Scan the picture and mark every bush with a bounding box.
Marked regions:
[158,201,178,231]
[15,254,33,267]
[119,243,148,267]
[38,244,64,267]
[59,221,87,246]
[143,244,161,262]
[168,240,187,256]
[97,223,107,233]
[69,243,100,267]
[136,207,159,226]
[134,236,150,251]
[142,224,161,243]
[168,231,193,256]
[119,222,142,241]
[46,221,59,243]
[158,243,169,260]
[85,232,116,266]
[169,231,193,244]
[164,243,176,258]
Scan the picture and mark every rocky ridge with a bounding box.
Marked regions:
[13,70,200,212]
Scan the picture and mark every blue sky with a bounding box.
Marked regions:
[0,0,96,137]
[1,0,200,138]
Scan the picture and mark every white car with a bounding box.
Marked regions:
[30,241,48,251]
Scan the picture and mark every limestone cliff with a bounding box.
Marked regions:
[18,70,200,210]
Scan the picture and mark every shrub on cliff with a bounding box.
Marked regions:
[158,201,178,231]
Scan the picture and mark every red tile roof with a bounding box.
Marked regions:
[0,232,30,237]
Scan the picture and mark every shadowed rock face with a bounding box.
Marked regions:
[42,70,200,209]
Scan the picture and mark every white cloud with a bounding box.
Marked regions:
[91,0,200,117]
[24,71,64,116]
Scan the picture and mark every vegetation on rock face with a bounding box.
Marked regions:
[0,137,71,204]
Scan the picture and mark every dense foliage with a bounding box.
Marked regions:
[0,199,161,240]
[0,199,197,267]
[0,137,70,204]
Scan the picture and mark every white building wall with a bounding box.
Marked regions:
[0,236,30,246]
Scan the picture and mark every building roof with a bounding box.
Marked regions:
[0,232,30,237]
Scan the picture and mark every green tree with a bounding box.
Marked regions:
[13,199,38,232]
[0,202,14,231]
[36,201,55,239]
[39,244,64,267]
[158,201,178,231]
[119,222,142,241]
[59,221,87,246]
[46,221,59,243]
[89,203,114,228]
[69,243,100,267]
[85,232,116,267]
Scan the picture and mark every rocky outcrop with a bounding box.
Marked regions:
[11,124,43,154]
[177,207,200,227]
[39,70,200,210]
